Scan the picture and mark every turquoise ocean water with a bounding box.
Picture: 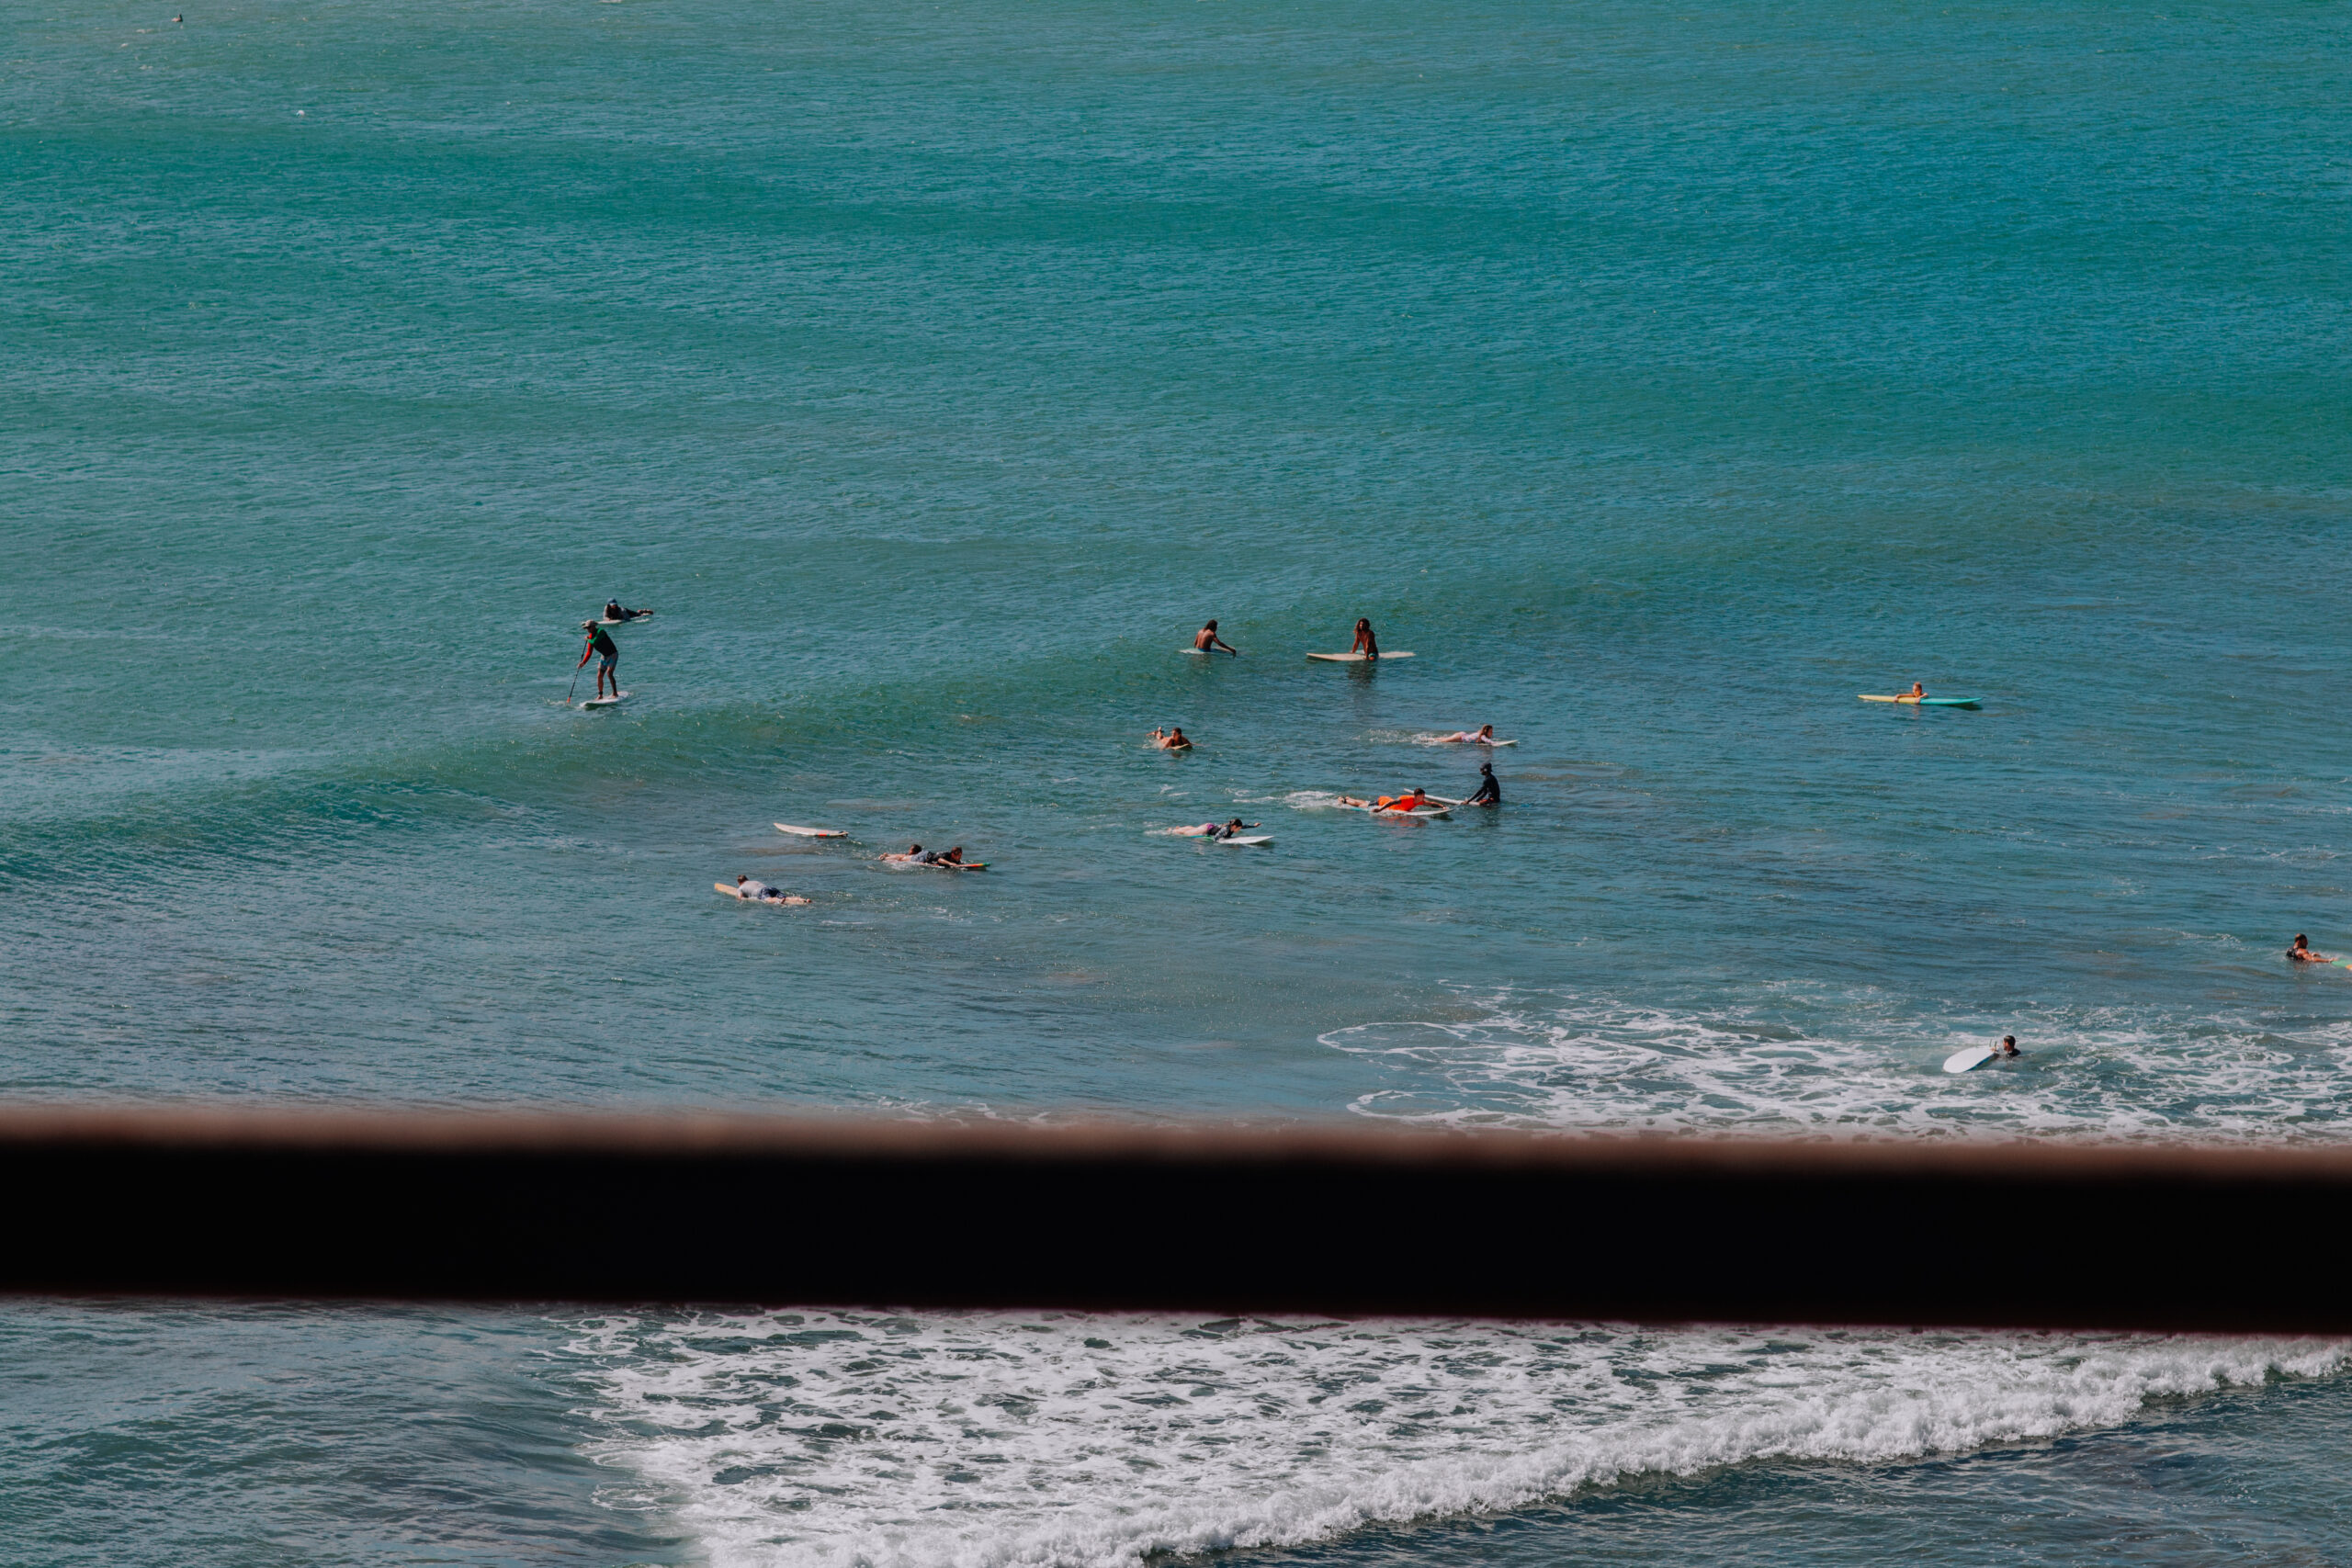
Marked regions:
[6,0,2352,1560]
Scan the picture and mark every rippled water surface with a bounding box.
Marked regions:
[6,0,2351,1560]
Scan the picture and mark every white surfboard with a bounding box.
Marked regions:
[1218,834,1272,846]
[1335,802,1449,818]
[775,823,847,838]
[1942,1043,1996,1074]
[1182,648,1238,656]
[1307,651,1415,662]
[579,691,630,707]
[595,613,655,626]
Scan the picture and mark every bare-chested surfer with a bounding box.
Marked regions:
[1193,620,1238,656]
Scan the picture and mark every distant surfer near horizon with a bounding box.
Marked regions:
[1351,618,1379,660]
[577,621,620,701]
[1464,762,1500,806]
[1193,620,1238,656]
[2290,933,2331,963]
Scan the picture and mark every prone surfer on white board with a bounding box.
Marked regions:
[1150,727,1193,750]
[603,599,650,624]
[730,874,809,905]
[577,622,620,700]
[1351,618,1380,660]
[1193,620,1238,656]
[2289,933,2332,963]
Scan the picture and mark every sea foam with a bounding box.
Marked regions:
[571,1311,2345,1568]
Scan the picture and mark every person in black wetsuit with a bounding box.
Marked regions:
[1464,761,1501,806]
[577,621,620,699]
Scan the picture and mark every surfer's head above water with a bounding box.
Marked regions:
[1997,1035,2018,1056]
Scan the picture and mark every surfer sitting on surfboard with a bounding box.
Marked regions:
[1351,618,1379,660]
[577,622,620,700]
[1193,620,1238,656]
[2290,934,2331,963]
[1463,763,1501,806]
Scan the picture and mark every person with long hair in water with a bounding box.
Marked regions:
[1351,617,1379,660]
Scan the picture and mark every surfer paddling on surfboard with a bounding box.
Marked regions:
[728,874,808,905]
[577,622,620,701]
[602,599,651,624]
[1193,620,1238,656]
[1151,727,1193,750]
[2290,934,2332,963]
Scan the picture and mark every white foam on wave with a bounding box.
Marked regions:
[571,1310,2345,1568]
[1323,987,2352,1142]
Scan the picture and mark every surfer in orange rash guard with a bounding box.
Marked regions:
[1351,618,1379,660]
[1375,787,1434,813]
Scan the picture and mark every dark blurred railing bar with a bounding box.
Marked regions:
[3,1108,2346,1329]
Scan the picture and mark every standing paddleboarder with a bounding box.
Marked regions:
[577,620,620,702]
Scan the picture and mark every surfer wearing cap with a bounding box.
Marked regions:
[1351,618,1380,660]
[2290,933,2330,963]
[1464,762,1501,806]
[603,599,648,624]
[576,621,620,699]
[1193,620,1238,656]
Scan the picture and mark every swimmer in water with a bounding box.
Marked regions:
[1351,618,1379,660]
[2290,933,2331,963]
[1193,620,1238,656]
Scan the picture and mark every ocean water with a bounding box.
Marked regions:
[5,0,2351,1560]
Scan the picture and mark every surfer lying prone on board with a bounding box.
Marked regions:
[1150,727,1193,750]
[1337,788,1437,813]
[883,844,983,869]
[1429,725,1500,744]
[603,599,650,623]
[729,874,809,905]
[2289,933,2333,963]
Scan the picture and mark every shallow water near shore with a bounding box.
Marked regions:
[6,0,2352,1560]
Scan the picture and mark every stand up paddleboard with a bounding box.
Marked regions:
[1307,651,1415,662]
[775,823,848,839]
[1943,1043,1996,1073]
[579,692,629,708]
[1860,694,1981,708]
